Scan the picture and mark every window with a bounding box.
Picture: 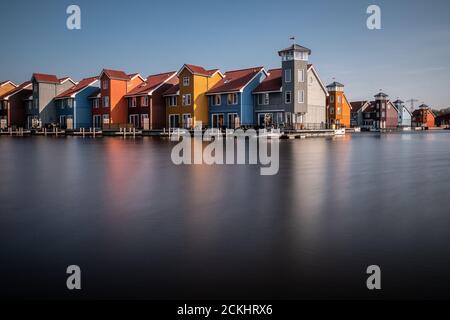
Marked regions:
[141,96,149,107]
[183,76,190,86]
[338,96,341,103]
[103,96,109,108]
[382,111,385,117]
[102,114,110,123]
[298,90,304,103]
[34,98,39,109]
[60,100,65,109]
[227,93,238,105]
[102,80,109,89]
[330,96,334,103]
[258,93,269,105]
[298,69,304,82]
[168,96,177,107]
[182,94,191,106]
[285,69,292,83]
[131,97,137,107]
[213,95,221,106]
[93,99,99,108]
[337,107,341,114]
[330,107,335,114]
[68,99,73,108]
[285,91,292,104]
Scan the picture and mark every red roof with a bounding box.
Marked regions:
[253,69,282,93]
[33,73,59,83]
[207,67,264,94]
[58,77,72,83]
[125,71,176,97]
[0,81,32,99]
[182,64,220,77]
[163,84,179,96]
[101,69,130,80]
[55,77,98,99]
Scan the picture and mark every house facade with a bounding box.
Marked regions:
[125,71,178,130]
[164,64,223,129]
[54,77,99,129]
[252,44,327,129]
[0,81,32,129]
[93,69,144,128]
[412,104,435,128]
[326,81,351,128]
[350,93,398,130]
[393,99,411,128]
[207,67,267,128]
[30,73,76,128]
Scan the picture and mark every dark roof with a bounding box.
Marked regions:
[32,73,60,83]
[326,81,344,88]
[163,84,180,96]
[101,69,130,80]
[374,92,389,98]
[0,81,32,99]
[207,67,264,94]
[419,104,429,109]
[55,77,98,99]
[125,71,177,97]
[181,64,220,77]
[393,99,404,104]
[278,43,311,56]
[253,69,282,93]
[350,101,369,113]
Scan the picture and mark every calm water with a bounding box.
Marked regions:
[1,132,450,299]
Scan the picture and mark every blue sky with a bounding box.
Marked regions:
[1,0,450,108]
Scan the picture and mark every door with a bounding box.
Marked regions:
[169,114,180,129]
[129,114,139,128]
[93,115,102,128]
[227,113,238,129]
[211,114,224,128]
[182,114,192,129]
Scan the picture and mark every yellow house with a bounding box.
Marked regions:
[0,80,17,97]
[326,81,352,128]
[164,64,223,129]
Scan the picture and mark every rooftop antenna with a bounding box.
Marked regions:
[406,98,419,113]
[289,36,296,45]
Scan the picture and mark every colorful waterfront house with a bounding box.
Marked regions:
[412,104,435,128]
[326,81,352,128]
[54,77,99,129]
[206,67,267,128]
[252,44,328,129]
[393,99,412,128]
[350,92,398,130]
[124,71,178,130]
[0,81,32,129]
[94,69,145,128]
[164,64,223,129]
[30,73,76,128]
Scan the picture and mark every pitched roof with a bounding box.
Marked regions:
[178,64,222,77]
[88,88,101,99]
[326,81,344,88]
[32,73,60,83]
[0,81,32,100]
[278,43,311,55]
[374,92,389,98]
[0,80,17,87]
[162,84,179,96]
[419,104,429,109]
[55,77,98,99]
[206,67,265,94]
[350,101,369,113]
[101,69,130,80]
[393,99,404,104]
[125,71,177,97]
[252,68,282,93]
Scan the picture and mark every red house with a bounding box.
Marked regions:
[0,81,33,128]
[412,104,435,128]
[124,71,178,129]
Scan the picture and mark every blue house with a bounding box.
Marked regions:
[54,77,99,129]
[206,67,267,128]
[393,99,412,128]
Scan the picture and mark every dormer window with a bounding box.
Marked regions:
[183,76,190,87]
[102,80,109,90]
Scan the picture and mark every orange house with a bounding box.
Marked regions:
[326,81,351,128]
[96,69,144,127]
[412,104,435,128]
